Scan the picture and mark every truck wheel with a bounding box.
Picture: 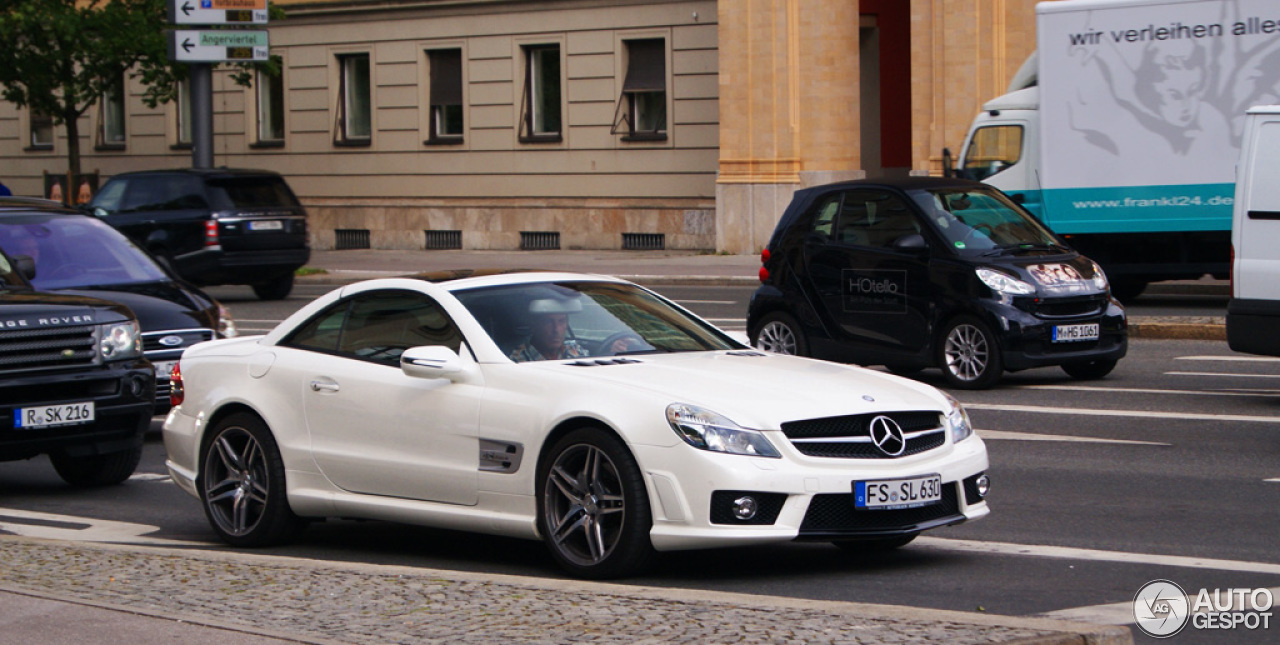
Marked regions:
[49,445,143,487]
[937,316,1003,389]
[1062,359,1117,380]
[751,311,808,356]
[252,274,294,300]
[199,413,305,547]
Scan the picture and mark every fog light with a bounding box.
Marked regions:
[732,496,758,521]
[976,474,990,499]
[128,375,147,398]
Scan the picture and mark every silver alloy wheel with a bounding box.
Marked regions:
[757,320,798,355]
[203,426,270,538]
[543,443,627,567]
[943,323,989,382]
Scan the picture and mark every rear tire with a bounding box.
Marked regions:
[1062,359,1117,380]
[252,274,294,300]
[937,315,1003,389]
[199,412,305,547]
[50,445,143,487]
[751,311,808,356]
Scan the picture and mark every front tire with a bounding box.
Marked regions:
[537,428,654,579]
[50,445,143,487]
[937,315,1003,389]
[752,311,808,356]
[199,412,304,547]
[1062,359,1117,380]
[252,274,294,301]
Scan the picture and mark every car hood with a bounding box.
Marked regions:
[0,291,135,326]
[54,281,215,332]
[525,351,949,429]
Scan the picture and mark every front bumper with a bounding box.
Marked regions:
[983,297,1127,371]
[0,360,155,461]
[633,432,990,552]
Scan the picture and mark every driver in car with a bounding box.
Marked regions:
[508,297,634,362]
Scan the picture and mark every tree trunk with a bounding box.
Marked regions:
[64,111,82,183]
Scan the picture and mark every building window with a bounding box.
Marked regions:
[519,45,561,142]
[612,39,667,141]
[335,53,372,145]
[427,49,463,143]
[29,110,54,149]
[176,79,193,147]
[257,68,285,144]
[97,76,126,148]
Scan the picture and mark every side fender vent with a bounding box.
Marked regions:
[479,439,523,473]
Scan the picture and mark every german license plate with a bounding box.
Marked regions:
[854,474,942,510]
[1052,323,1100,343]
[14,402,95,429]
[248,220,282,231]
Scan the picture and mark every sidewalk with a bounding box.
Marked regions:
[0,537,1133,645]
[298,249,1228,340]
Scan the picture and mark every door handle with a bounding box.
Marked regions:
[309,380,340,393]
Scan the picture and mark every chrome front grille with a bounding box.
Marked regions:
[141,329,214,353]
[781,411,945,459]
[0,325,98,372]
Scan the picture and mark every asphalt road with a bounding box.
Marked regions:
[1,283,1275,644]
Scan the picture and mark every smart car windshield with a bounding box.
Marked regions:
[911,187,1063,255]
[0,215,169,290]
[454,281,742,361]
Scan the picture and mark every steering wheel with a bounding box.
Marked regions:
[597,330,647,356]
[47,264,86,280]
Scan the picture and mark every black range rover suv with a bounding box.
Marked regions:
[87,168,309,300]
[0,249,154,486]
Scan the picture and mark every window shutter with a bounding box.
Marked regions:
[622,40,664,92]
[429,50,462,106]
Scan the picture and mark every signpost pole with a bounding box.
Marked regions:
[191,63,213,169]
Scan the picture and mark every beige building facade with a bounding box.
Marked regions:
[0,0,1042,254]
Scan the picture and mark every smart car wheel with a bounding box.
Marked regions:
[49,445,143,487]
[831,534,917,553]
[199,412,304,547]
[938,315,1003,389]
[538,428,654,579]
[252,274,294,301]
[1062,359,1117,380]
[752,311,808,356]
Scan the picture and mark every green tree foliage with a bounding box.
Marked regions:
[0,0,282,179]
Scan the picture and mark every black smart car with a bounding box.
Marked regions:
[87,168,309,300]
[1,247,154,486]
[0,197,235,411]
[747,178,1127,389]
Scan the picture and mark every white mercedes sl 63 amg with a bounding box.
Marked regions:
[164,270,989,578]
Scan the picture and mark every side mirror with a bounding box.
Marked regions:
[401,345,474,383]
[13,254,36,280]
[893,234,929,253]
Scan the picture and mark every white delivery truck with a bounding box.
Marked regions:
[952,0,1280,300]
[1226,105,1280,356]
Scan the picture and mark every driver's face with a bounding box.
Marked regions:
[531,313,569,355]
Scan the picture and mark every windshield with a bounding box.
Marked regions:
[454,281,742,362]
[0,215,169,290]
[911,187,1061,254]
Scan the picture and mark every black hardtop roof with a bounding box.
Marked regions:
[795,175,989,197]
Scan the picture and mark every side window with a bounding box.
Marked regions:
[962,125,1023,181]
[835,191,919,249]
[809,195,842,239]
[339,291,463,365]
[118,176,208,212]
[282,303,350,353]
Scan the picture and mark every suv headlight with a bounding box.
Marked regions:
[977,267,1036,296]
[942,393,974,443]
[218,303,237,338]
[1089,261,1109,291]
[666,403,781,458]
[99,320,142,361]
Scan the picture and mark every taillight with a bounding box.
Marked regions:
[169,362,185,407]
[758,247,771,282]
[204,220,220,249]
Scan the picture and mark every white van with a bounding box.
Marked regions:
[1227,106,1280,357]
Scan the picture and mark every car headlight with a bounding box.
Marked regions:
[666,403,781,458]
[1090,261,1109,291]
[217,303,237,338]
[942,393,973,443]
[99,320,142,361]
[977,267,1036,296]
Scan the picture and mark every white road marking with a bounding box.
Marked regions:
[127,473,172,483]
[916,536,1280,576]
[1018,384,1280,398]
[977,429,1169,446]
[0,508,209,546]
[1176,355,1280,363]
[1041,586,1280,625]
[1167,371,1280,379]
[963,402,1280,424]
[1266,478,1280,483]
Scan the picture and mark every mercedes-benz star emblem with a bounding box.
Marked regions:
[869,415,906,456]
